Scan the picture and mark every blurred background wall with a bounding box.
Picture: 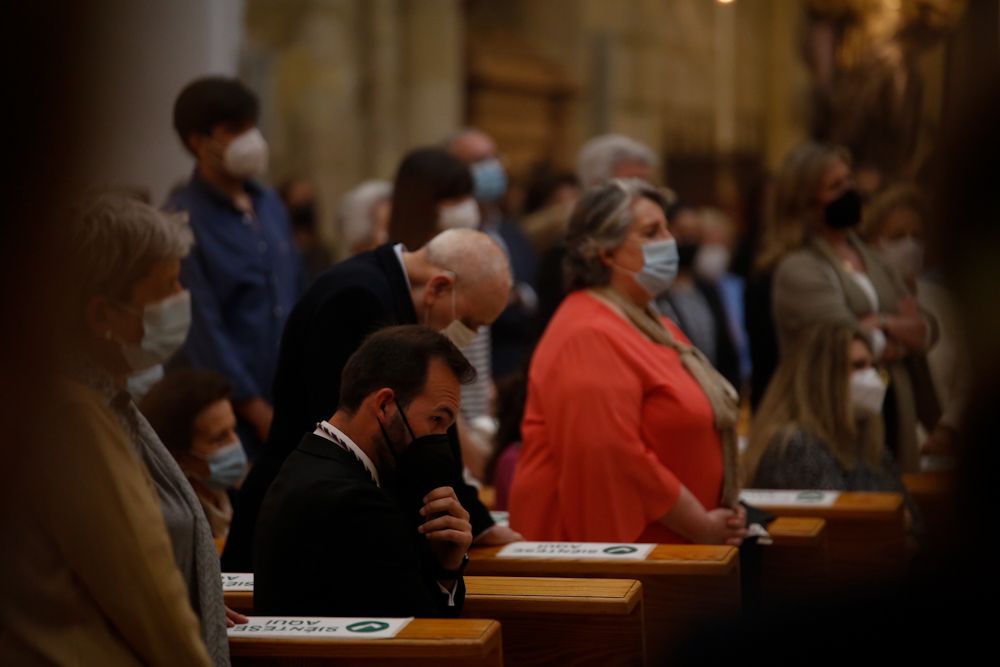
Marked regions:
[78,0,990,252]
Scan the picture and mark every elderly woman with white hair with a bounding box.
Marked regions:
[68,193,241,666]
[339,180,393,257]
[510,179,747,545]
[576,133,660,188]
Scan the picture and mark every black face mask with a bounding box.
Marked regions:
[378,401,457,522]
[676,242,699,270]
[823,189,862,229]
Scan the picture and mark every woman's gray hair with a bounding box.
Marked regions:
[563,178,675,290]
[576,134,659,188]
[71,191,194,303]
[338,180,392,250]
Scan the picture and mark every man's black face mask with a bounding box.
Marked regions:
[378,400,457,519]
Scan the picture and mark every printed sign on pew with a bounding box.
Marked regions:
[497,541,655,560]
[221,573,254,591]
[228,616,412,639]
[739,489,840,508]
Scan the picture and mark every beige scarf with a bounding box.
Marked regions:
[591,287,741,507]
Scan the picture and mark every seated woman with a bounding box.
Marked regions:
[141,369,247,541]
[742,322,902,491]
[509,179,747,545]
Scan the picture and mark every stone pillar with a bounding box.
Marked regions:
[763,0,809,171]
[401,0,463,146]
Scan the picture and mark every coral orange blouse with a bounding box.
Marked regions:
[509,291,724,543]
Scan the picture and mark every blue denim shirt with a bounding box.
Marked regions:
[166,172,304,403]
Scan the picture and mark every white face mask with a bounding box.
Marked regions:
[694,244,731,283]
[117,290,192,372]
[850,367,887,420]
[126,363,165,401]
[879,237,924,282]
[425,273,478,349]
[437,198,481,230]
[223,128,269,179]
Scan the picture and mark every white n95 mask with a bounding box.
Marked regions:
[850,367,887,420]
[223,128,269,179]
[438,199,481,230]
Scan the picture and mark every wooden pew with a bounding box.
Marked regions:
[229,618,502,666]
[224,575,645,666]
[463,576,644,666]
[761,517,830,602]
[742,490,905,586]
[903,471,954,538]
[467,544,740,664]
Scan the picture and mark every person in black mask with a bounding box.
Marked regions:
[655,202,741,389]
[253,325,476,617]
[765,142,940,472]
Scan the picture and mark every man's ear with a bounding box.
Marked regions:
[370,387,396,421]
[430,273,454,297]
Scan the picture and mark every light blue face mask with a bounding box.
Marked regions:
[472,157,508,204]
[198,441,248,490]
[620,238,679,296]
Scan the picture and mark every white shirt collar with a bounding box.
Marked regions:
[392,243,413,292]
[314,421,381,488]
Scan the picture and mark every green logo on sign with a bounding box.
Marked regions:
[796,491,825,502]
[347,621,390,633]
[603,545,638,555]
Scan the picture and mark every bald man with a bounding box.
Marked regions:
[223,229,520,571]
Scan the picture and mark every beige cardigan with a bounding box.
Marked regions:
[772,232,940,472]
[0,381,211,666]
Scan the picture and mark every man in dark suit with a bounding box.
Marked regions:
[224,228,521,571]
[254,326,475,617]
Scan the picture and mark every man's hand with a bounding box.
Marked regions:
[418,486,472,571]
[225,606,249,628]
[473,524,523,546]
[236,397,274,442]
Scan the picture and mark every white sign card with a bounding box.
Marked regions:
[497,541,655,560]
[489,511,509,526]
[228,617,412,639]
[221,573,254,591]
[740,489,840,508]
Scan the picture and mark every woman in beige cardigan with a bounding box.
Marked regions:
[763,143,939,472]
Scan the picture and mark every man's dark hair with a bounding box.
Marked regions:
[339,325,477,414]
[139,368,232,455]
[172,76,259,154]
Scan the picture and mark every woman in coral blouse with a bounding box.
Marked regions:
[510,179,747,544]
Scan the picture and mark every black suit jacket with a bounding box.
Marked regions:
[253,433,465,617]
[223,244,493,571]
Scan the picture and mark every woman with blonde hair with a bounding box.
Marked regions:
[762,142,939,472]
[743,323,900,491]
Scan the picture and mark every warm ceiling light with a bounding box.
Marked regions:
[717,0,735,4]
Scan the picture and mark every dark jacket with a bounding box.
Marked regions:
[253,434,465,617]
[223,243,493,571]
